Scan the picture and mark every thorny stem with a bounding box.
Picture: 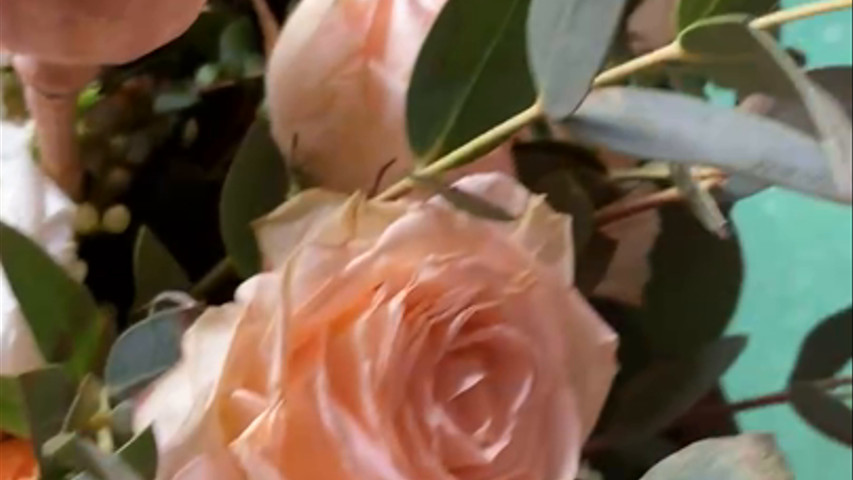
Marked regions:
[377,0,852,201]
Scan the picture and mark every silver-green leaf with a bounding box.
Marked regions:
[527,0,629,118]
[563,87,847,202]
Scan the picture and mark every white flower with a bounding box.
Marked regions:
[0,119,79,375]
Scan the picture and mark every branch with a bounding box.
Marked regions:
[376,0,852,201]
[694,376,853,417]
[594,176,726,226]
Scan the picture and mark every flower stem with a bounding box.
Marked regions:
[190,258,235,299]
[376,0,852,201]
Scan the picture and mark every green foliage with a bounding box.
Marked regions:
[679,16,852,200]
[639,205,743,355]
[17,367,79,477]
[133,227,191,310]
[527,0,629,117]
[104,309,187,401]
[601,336,747,444]
[220,118,288,278]
[0,376,28,438]
[564,87,842,202]
[641,434,793,479]
[407,0,535,162]
[0,222,104,378]
[788,307,852,446]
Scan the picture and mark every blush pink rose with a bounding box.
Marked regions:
[266,0,514,193]
[135,173,618,480]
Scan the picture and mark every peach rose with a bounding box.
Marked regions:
[0,438,37,480]
[266,0,514,193]
[135,173,618,480]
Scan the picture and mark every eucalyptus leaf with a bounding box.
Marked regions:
[790,306,852,382]
[639,205,743,355]
[576,232,619,295]
[104,310,185,401]
[527,0,629,118]
[602,335,747,444]
[679,16,853,200]
[0,376,28,438]
[0,221,104,378]
[133,227,191,311]
[220,118,288,278]
[412,175,516,222]
[790,384,853,447]
[677,0,776,31]
[153,87,199,114]
[44,433,143,480]
[407,0,535,161]
[756,67,853,134]
[18,366,78,477]
[563,87,847,202]
[62,376,104,433]
[641,434,793,479]
[116,428,158,479]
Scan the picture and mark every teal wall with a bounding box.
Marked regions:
[723,1,853,477]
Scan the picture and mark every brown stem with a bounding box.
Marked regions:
[595,175,726,227]
[13,57,98,200]
[694,376,853,417]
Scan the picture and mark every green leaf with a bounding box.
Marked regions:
[0,376,28,437]
[133,227,191,310]
[62,376,104,433]
[641,434,793,479]
[602,335,747,444]
[788,306,852,446]
[790,307,852,382]
[790,384,853,447]
[116,428,158,479]
[563,87,847,202]
[677,0,776,31]
[758,67,853,134]
[220,118,288,278]
[527,0,629,118]
[104,310,184,401]
[0,221,103,378]
[18,366,78,477]
[411,175,515,222]
[640,205,743,355]
[407,0,535,162]
[679,16,852,201]
[44,433,143,480]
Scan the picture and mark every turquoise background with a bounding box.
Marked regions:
[723,1,853,477]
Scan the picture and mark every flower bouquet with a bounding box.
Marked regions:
[0,0,851,479]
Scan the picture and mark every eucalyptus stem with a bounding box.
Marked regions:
[751,0,852,30]
[376,0,852,201]
[189,258,235,299]
[595,176,726,226]
[694,376,853,417]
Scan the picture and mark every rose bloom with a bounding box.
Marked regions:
[0,438,37,480]
[135,173,619,480]
[266,0,513,193]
